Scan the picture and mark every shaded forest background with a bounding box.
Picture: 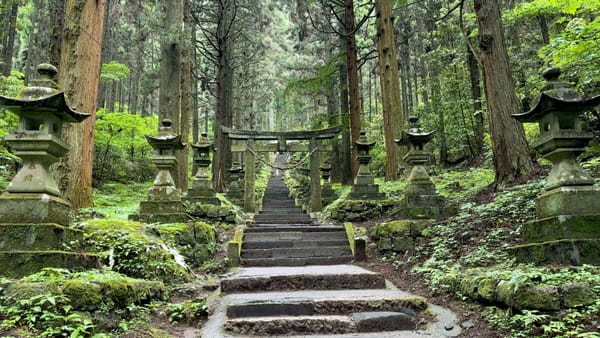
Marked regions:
[0,0,599,204]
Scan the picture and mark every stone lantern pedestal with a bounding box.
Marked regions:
[183,133,220,205]
[133,119,188,223]
[395,117,449,219]
[511,68,600,265]
[0,64,98,277]
[349,131,384,200]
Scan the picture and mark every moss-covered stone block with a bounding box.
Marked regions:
[510,238,600,265]
[149,222,217,268]
[330,200,384,222]
[0,251,100,278]
[515,285,561,310]
[0,193,73,225]
[560,283,596,308]
[536,186,600,219]
[371,220,431,253]
[0,223,84,251]
[521,215,600,243]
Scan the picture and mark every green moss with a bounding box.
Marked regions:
[61,279,103,311]
[149,222,217,268]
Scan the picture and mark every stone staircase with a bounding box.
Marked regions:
[242,161,353,267]
[200,154,460,337]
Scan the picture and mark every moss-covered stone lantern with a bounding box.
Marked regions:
[183,132,220,205]
[511,68,600,265]
[226,162,243,205]
[132,119,188,223]
[320,161,336,206]
[349,130,384,200]
[0,63,90,223]
[0,63,99,277]
[394,116,449,218]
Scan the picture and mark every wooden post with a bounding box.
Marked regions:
[309,137,322,212]
[244,138,256,213]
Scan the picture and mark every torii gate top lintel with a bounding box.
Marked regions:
[221,125,342,141]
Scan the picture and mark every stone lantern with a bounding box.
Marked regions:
[0,63,98,277]
[0,63,90,224]
[511,68,600,265]
[183,132,220,205]
[395,116,448,218]
[349,130,384,200]
[133,119,188,223]
[226,162,244,205]
[320,160,336,206]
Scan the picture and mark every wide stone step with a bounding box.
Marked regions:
[220,265,384,292]
[254,219,314,225]
[226,290,427,318]
[242,256,353,267]
[241,246,351,259]
[254,214,311,220]
[224,315,356,336]
[244,231,347,241]
[243,239,349,249]
[244,226,345,233]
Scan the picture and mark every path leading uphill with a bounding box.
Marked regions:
[201,154,460,337]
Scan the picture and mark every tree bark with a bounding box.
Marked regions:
[344,0,361,177]
[1,0,18,76]
[56,0,106,208]
[159,0,184,189]
[180,0,193,192]
[375,0,404,180]
[467,43,484,157]
[338,61,353,185]
[474,0,534,189]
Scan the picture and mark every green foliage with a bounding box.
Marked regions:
[0,292,96,337]
[100,61,131,82]
[94,109,158,185]
[164,299,208,324]
[0,71,23,170]
[92,182,151,219]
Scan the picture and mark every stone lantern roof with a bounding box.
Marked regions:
[0,63,89,123]
[192,132,214,151]
[145,119,186,151]
[395,116,435,149]
[513,67,600,122]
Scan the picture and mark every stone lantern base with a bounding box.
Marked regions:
[132,200,189,224]
[0,193,72,225]
[510,186,600,265]
[348,184,384,200]
[321,183,337,206]
[395,194,452,219]
[0,193,100,278]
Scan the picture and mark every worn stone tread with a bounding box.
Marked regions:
[224,315,356,336]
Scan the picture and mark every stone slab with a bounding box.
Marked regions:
[225,315,356,336]
[521,214,600,243]
[510,238,600,265]
[536,186,600,219]
[221,265,386,292]
[0,193,72,225]
[0,223,84,251]
[352,311,416,332]
[0,250,100,278]
[241,256,353,267]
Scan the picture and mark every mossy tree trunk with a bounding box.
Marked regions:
[56,0,106,208]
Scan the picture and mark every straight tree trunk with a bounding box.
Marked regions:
[375,0,403,180]
[467,43,484,157]
[179,0,193,192]
[49,0,65,67]
[344,0,361,177]
[56,0,106,208]
[474,0,534,189]
[338,61,353,185]
[1,0,18,76]
[159,0,184,188]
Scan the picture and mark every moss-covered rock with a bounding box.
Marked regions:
[560,282,596,307]
[329,200,385,221]
[370,220,431,253]
[148,222,217,268]
[80,219,193,283]
[187,202,240,224]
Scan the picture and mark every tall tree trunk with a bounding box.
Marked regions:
[179,0,193,192]
[467,43,484,157]
[375,0,403,180]
[1,0,18,76]
[474,0,534,189]
[159,0,184,189]
[344,0,361,177]
[213,0,234,192]
[338,61,353,185]
[56,0,106,208]
[49,0,65,67]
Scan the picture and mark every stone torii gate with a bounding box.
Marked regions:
[222,126,341,213]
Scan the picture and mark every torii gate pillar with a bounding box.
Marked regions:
[244,139,256,212]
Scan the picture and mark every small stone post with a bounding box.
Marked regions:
[183,132,220,205]
[133,119,188,223]
[511,68,600,265]
[395,116,448,218]
[0,63,98,277]
[349,131,384,199]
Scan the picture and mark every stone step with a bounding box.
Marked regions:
[244,231,347,241]
[254,219,314,225]
[241,246,351,259]
[242,256,353,267]
[254,214,310,220]
[243,239,349,249]
[225,289,427,318]
[244,225,345,233]
[224,315,356,336]
[221,265,385,293]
